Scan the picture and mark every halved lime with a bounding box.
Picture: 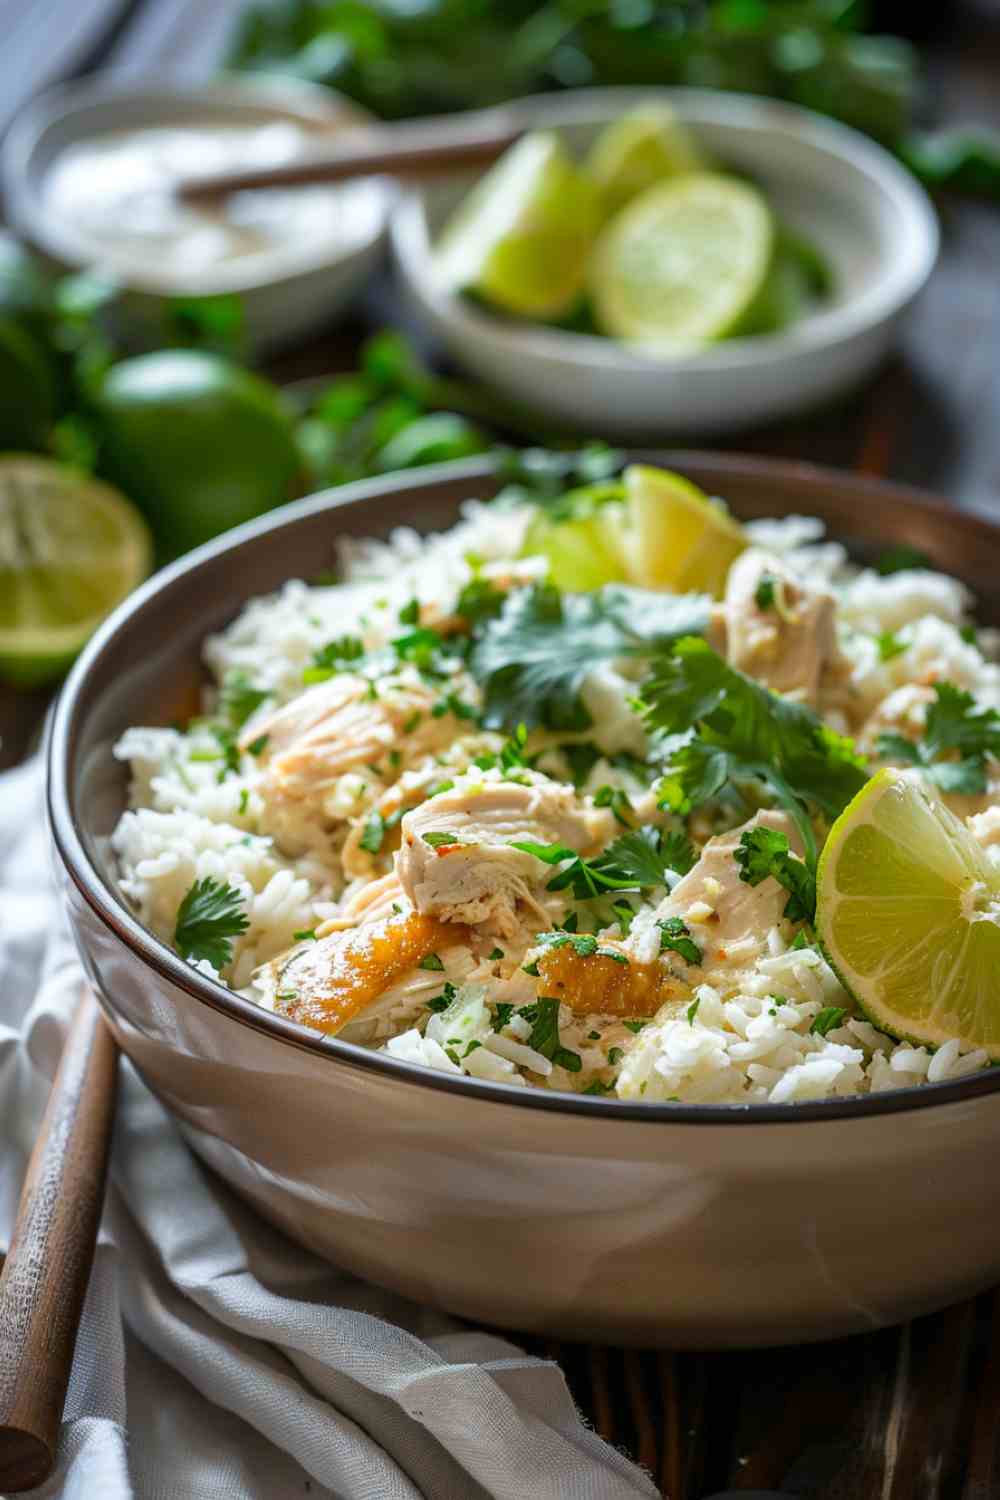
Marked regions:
[0,455,152,687]
[435,131,602,320]
[817,767,1000,1057]
[585,103,706,219]
[589,173,775,343]
[618,464,746,597]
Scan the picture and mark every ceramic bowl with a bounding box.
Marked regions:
[391,88,938,437]
[2,76,393,354]
[48,455,1000,1349]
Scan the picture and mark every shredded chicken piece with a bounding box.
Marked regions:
[397,771,614,941]
[267,909,467,1034]
[645,809,804,972]
[242,672,458,854]
[719,548,848,707]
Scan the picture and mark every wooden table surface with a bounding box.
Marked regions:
[4,4,1000,1496]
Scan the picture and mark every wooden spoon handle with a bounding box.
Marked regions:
[179,113,523,201]
[0,986,118,1493]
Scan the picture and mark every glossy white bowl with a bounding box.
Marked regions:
[391,87,938,437]
[2,76,393,354]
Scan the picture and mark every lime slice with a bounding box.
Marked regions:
[0,455,152,687]
[522,500,628,591]
[618,464,746,597]
[817,767,1000,1057]
[586,103,706,219]
[589,173,775,343]
[436,131,601,320]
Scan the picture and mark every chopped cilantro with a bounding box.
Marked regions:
[462,1039,483,1059]
[554,1047,582,1072]
[560,741,603,785]
[734,826,816,924]
[612,900,635,936]
[877,544,932,575]
[246,733,269,757]
[304,635,365,683]
[398,597,419,625]
[876,681,1000,795]
[456,576,505,623]
[238,788,249,816]
[960,624,979,647]
[492,1002,515,1031]
[517,997,580,1071]
[645,637,867,861]
[810,1006,848,1037]
[423,830,460,848]
[221,670,269,727]
[686,997,701,1025]
[402,710,423,734]
[522,959,540,976]
[657,916,703,966]
[174,877,248,970]
[418,952,445,971]
[754,573,776,610]
[533,930,599,958]
[470,583,710,732]
[292,927,318,942]
[426,982,457,1014]
[790,931,812,951]
[488,946,505,961]
[514,824,691,902]
[587,1030,602,1041]
[360,810,385,854]
[594,784,634,827]
[623,1019,650,1034]
[608,1046,624,1065]
[876,630,906,662]
[583,1079,615,1095]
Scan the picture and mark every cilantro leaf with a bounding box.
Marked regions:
[221,669,270,728]
[423,830,460,848]
[471,584,710,732]
[534,930,599,957]
[643,637,868,851]
[876,630,906,662]
[810,1006,848,1037]
[518,997,581,1072]
[875,681,1000,795]
[658,917,703,965]
[733,827,816,924]
[754,573,776,610]
[513,825,684,900]
[360,810,385,854]
[174,877,249,970]
[304,635,365,683]
[877,544,932,575]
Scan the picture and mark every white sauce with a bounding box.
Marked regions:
[40,116,372,292]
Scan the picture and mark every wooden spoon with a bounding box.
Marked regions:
[177,111,523,203]
[0,986,118,1493]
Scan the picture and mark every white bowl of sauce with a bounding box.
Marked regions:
[3,76,392,352]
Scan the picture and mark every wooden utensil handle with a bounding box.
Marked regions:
[179,116,523,201]
[0,986,118,1493]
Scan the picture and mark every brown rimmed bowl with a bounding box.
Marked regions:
[48,453,1000,1348]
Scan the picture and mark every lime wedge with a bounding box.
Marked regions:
[0,455,152,686]
[817,767,1000,1057]
[589,173,775,343]
[436,131,601,320]
[522,501,628,591]
[618,464,746,597]
[586,103,706,219]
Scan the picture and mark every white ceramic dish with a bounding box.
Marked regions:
[2,76,394,355]
[391,87,939,438]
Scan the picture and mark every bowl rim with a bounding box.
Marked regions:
[1,72,393,296]
[48,451,1000,1126]
[391,84,939,375]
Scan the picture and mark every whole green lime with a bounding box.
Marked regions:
[94,350,300,556]
[0,316,55,449]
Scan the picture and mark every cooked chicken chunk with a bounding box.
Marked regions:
[643,808,805,973]
[264,908,469,1035]
[242,671,459,854]
[719,548,846,707]
[397,770,614,941]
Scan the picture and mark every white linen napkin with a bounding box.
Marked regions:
[0,757,658,1500]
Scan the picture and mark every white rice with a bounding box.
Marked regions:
[110,496,996,1105]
